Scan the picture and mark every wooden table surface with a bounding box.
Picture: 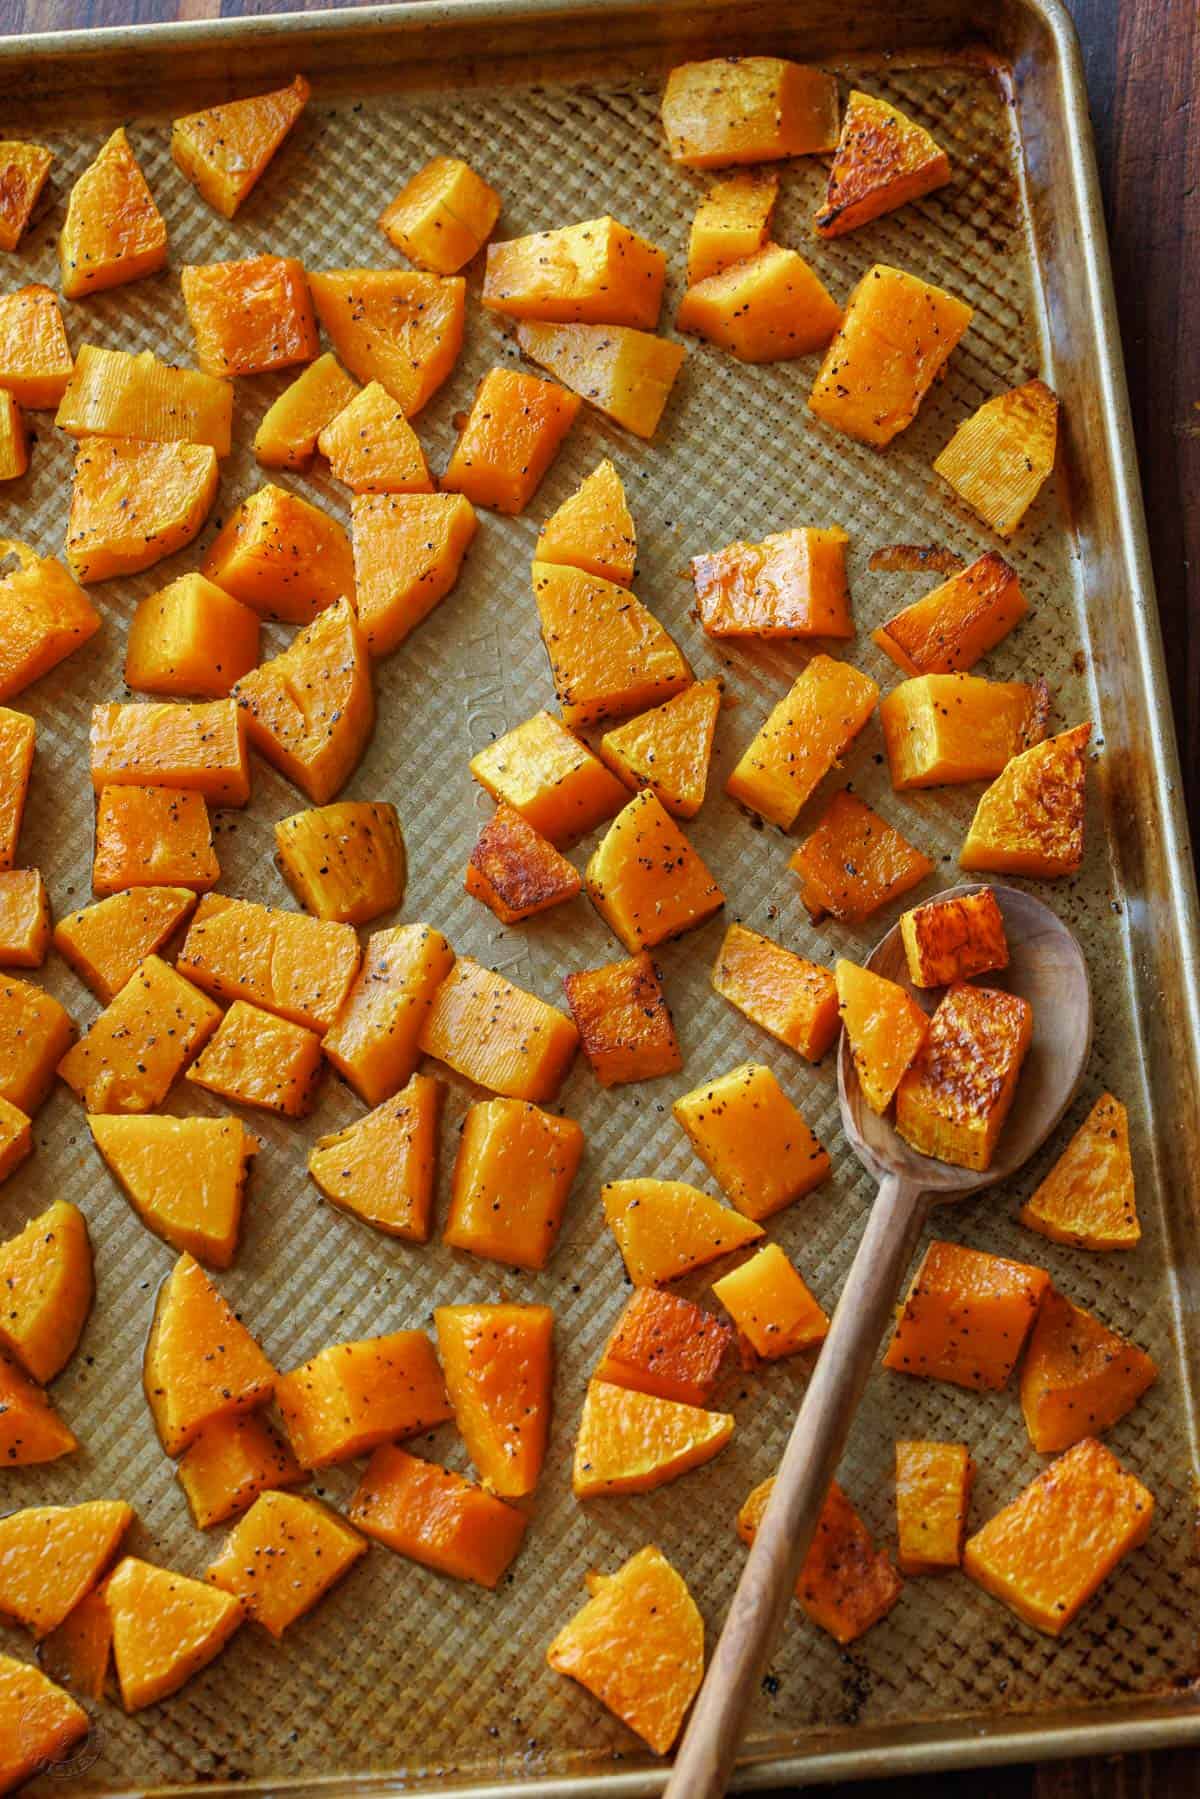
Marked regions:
[1,1,1196,1796]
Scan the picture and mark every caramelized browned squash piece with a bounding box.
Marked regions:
[465,803,581,924]
[0,141,54,250]
[815,89,950,238]
[563,950,682,1088]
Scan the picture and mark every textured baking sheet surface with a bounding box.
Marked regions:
[3,37,1198,1797]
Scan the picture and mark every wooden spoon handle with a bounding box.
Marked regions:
[664,1172,928,1799]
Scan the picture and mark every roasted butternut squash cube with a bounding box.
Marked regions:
[56,343,232,455]
[1019,1092,1139,1250]
[0,869,50,967]
[93,785,218,896]
[276,1330,451,1469]
[0,1201,92,1383]
[677,244,841,362]
[547,1546,703,1756]
[308,1074,443,1243]
[0,708,33,872]
[380,155,501,274]
[516,320,686,439]
[180,893,361,1034]
[442,367,579,515]
[39,1585,113,1701]
[254,353,359,470]
[835,959,928,1114]
[573,1378,733,1497]
[171,76,310,218]
[900,888,1008,988]
[873,550,1027,676]
[418,956,578,1102]
[935,379,1058,537]
[816,89,951,238]
[188,999,323,1118]
[349,1445,526,1588]
[596,1289,732,1407]
[809,264,973,447]
[894,981,1032,1171]
[535,457,636,585]
[232,597,373,803]
[322,922,454,1106]
[309,269,465,416]
[202,483,354,624]
[181,255,318,377]
[727,654,878,828]
[674,1062,830,1221]
[0,390,27,481]
[882,673,1049,789]
[789,791,934,924]
[563,950,682,1088]
[90,699,249,806]
[58,954,221,1115]
[125,575,260,698]
[602,1178,762,1285]
[0,541,99,701]
[435,1302,553,1498]
[206,1492,365,1638]
[961,723,1091,878]
[469,710,626,845]
[587,791,723,952]
[0,142,53,251]
[662,56,839,166]
[883,1238,1048,1390]
[90,1113,256,1269]
[963,1438,1153,1635]
[143,1252,275,1456]
[465,803,580,924]
[484,216,665,328]
[0,1655,88,1787]
[0,976,74,1114]
[711,922,839,1061]
[0,285,73,408]
[598,679,721,820]
[276,801,406,925]
[59,128,166,299]
[350,489,477,656]
[444,1098,582,1271]
[0,1499,131,1638]
[713,1243,829,1359]
[106,1556,243,1711]
[687,170,778,286]
[0,1355,77,1464]
[894,1440,974,1573]
[177,1412,305,1531]
[739,1476,902,1643]
[53,886,196,1003]
[692,528,851,640]
[67,438,218,583]
[317,381,432,495]
[0,1096,31,1185]
[1020,1287,1156,1454]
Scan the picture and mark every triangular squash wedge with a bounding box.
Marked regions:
[532,560,690,729]
[960,723,1091,877]
[66,439,218,583]
[53,885,197,1002]
[253,352,359,470]
[105,1556,243,1712]
[434,1303,554,1498]
[0,1655,89,1789]
[815,89,951,238]
[0,1355,77,1464]
[308,1074,443,1243]
[206,1491,366,1638]
[350,492,478,656]
[598,678,721,819]
[177,1412,305,1530]
[308,269,465,417]
[317,380,433,494]
[0,540,100,701]
[171,76,310,219]
[1019,1093,1139,1249]
[572,1379,733,1496]
[89,1114,257,1268]
[602,1178,762,1285]
[59,127,167,300]
[0,1499,133,1638]
[232,596,373,803]
[534,458,636,584]
[835,959,929,1115]
[39,1583,114,1701]
[143,1253,276,1456]
[1020,1287,1156,1453]
[0,1200,93,1383]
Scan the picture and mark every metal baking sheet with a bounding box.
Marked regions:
[3,2,1199,1792]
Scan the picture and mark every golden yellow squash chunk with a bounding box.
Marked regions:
[59,127,166,300]
[0,1201,93,1383]
[516,320,686,439]
[586,790,724,953]
[171,76,310,218]
[380,155,501,274]
[661,56,839,165]
[56,344,233,456]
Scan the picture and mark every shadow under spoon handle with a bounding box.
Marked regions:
[663,1172,928,1799]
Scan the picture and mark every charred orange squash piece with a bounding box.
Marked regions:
[419,956,579,1103]
[935,380,1058,537]
[484,216,666,328]
[587,791,724,952]
[547,1546,704,1755]
[308,1074,443,1242]
[815,89,951,238]
[596,1289,732,1407]
[435,1302,554,1497]
[380,155,501,275]
[900,887,1009,988]
[54,886,197,1003]
[206,1492,365,1638]
[90,699,249,806]
[882,672,1049,789]
[535,458,636,585]
[711,922,839,1061]
[0,142,53,251]
[181,255,318,377]
[662,57,839,166]
[873,551,1027,676]
[602,1178,762,1286]
[308,269,465,417]
[739,1476,902,1643]
[178,1413,305,1531]
[961,723,1091,877]
[726,654,878,828]
[677,244,842,362]
[0,541,99,701]
[835,959,928,1114]
[563,950,682,1088]
[232,597,373,803]
[692,528,852,640]
[0,1655,88,1786]
[350,490,477,655]
[0,708,33,871]
[712,1243,829,1359]
[254,353,359,470]
[0,391,26,481]
[322,922,454,1106]
[39,1585,114,1701]
[809,264,973,447]
[276,1330,451,1470]
[0,1095,31,1185]
[963,1438,1153,1635]
[0,285,73,408]
[0,1355,77,1465]
[93,785,219,896]
[125,575,259,699]
[0,976,74,1115]
[179,892,361,1033]
[1019,1093,1139,1250]
[687,170,778,286]
[674,1062,829,1221]
[0,869,50,967]
[56,344,233,456]
[349,1445,526,1588]
[0,1201,92,1383]
[276,801,406,925]
[516,321,686,439]
[444,1098,583,1271]
[202,483,354,624]
[442,367,580,515]
[317,381,433,494]
[67,439,218,582]
[469,710,626,845]
[789,791,934,924]
[598,679,721,820]
[894,1441,974,1574]
[143,1253,275,1457]
[573,1378,733,1497]
[171,76,310,219]
[0,1500,131,1638]
[59,128,166,300]
[188,999,324,1119]
[465,804,580,924]
[1020,1287,1156,1454]
[106,1556,244,1711]
[58,954,221,1115]
[883,1237,1048,1390]
[90,1113,256,1268]
[894,981,1032,1171]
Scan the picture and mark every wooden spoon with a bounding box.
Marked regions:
[664,883,1091,1799]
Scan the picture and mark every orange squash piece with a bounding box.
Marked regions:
[0,285,73,408]
[380,155,501,274]
[171,76,310,218]
[58,954,221,1115]
[90,1113,256,1268]
[53,886,196,1003]
[0,709,33,872]
[1020,1287,1156,1454]
[418,955,578,1102]
[179,893,361,1034]
[317,381,432,494]
[674,1062,829,1221]
[894,981,1033,1171]
[894,1440,974,1573]
[0,976,74,1115]
[93,785,218,897]
[350,490,477,656]
[516,321,686,439]
[573,1379,733,1497]
[0,541,99,701]
[349,1445,526,1588]
[254,353,359,470]
[687,169,779,285]
[143,1253,275,1457]
[726,654,878,828]
[188,999,323,1119]
[535,458,636,585]
[809,263,973,447]
[586,790,724,952]
[602,1178,762,1286]
[873,551,1027,675]
[232,597,373,803]
[90,699,249,806]
[181,255,318,377]
[66,439,218,583]
[935,380,1059,537]
[963,1437,1153,1635]
[0,391,26,481]
[276,1330,451,1469]
[596,1289,732,1407]
[0,142,53,251]
[1019,1093,1139,1250]
[881,672,1049,789]
[178,1413,305,1531]
[547,1545,703,1755]
[677,244,842,362]
[465,804,580,924]
[662,57,839,165]
[442,367,579,515]
[322,921,454,1106]
[563,950,682,1088]
[692,528,852,640]
[0,869,49,967]
[469,710,626,845]
[883,1237,1048,1390]
[39,1584,113,1701]
[56,343,233,456]
[835,958,929,1114]
[275,801,406,925]
[105,1556,243,1712]
[816,89,951,238]
[790,791,934,924]
[0,1355,77,1465]
[484,216,665,328]
[125,575,260,697]
[444,1098,583,1271]
[309,1074,443,1243]
[308,269,465,416]
[712,1243,829,1359]
[598,679,721,819]
[435,1302,554,1497]
[0,1201,92,1383]
[206,1492,365,1638]
[59,128,166,299]
[961,723,1091,877]
[0,1097,31,1185]
[739,1476,902,1643]
[711,922,839,1061]
[900,887,1009,988]
[0,1500,131,1638]
[202,483,354,624]
[0,1655,88,1788]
